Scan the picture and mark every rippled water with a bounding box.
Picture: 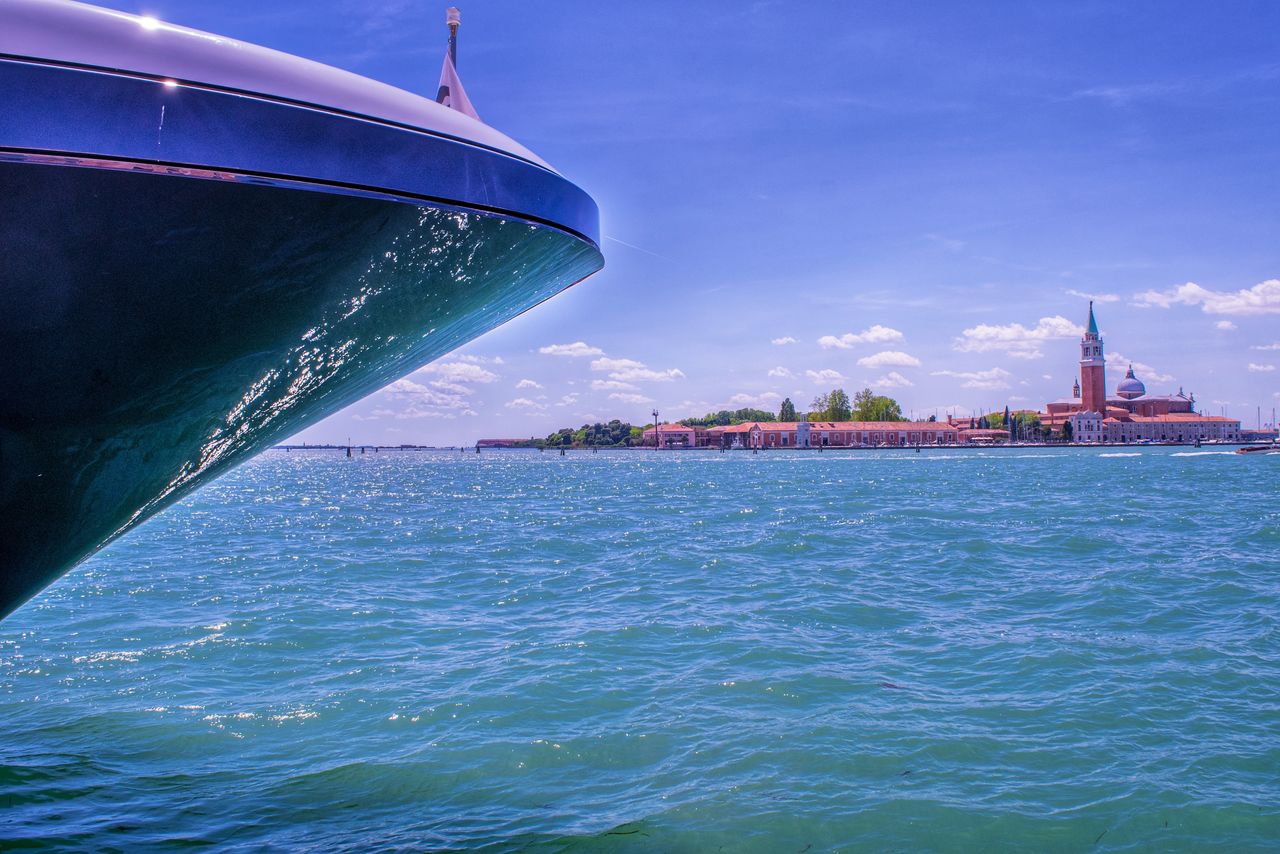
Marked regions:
[2,447,1277,851]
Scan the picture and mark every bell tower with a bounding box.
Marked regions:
[1079,301,1107,413]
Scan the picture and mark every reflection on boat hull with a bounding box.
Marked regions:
[0,159,602,618]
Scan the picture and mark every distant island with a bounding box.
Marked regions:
[478,304,1272,450]
[476,386,1038,449]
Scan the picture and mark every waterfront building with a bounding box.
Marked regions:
[641,423,702,448]
[641,420,960,449]
[955,427,1010,445]
[701,425,962,450]
[1040,302,1240,443]
[1069,412,1242,444]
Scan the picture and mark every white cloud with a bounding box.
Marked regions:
[539,341,605,357]
[515,378,543,389]
[505,397,547,411]
[805,368,846,384]
[954,315,1081,359]
[726,391,783,407]
[608,392,655,405]
[771,336,797,345]
[1133,279,1280,316]
[418,361,499,384]
[591,356,684,382]
[384,378,429,394]
[613,366,686,382]
[818,325,904,349]
[1108,352,1173,384]
[871,371,914,389]
[1073,82,1181,106]
[1248,363,1276,373]
[429,379,475,395]
[1215,320,1237,331]
[856,350,921,369]
[383,356,503,423]
[1042,374,1054,380]
[591,379,638,391]
[1252,342,1280,351]
[558,393,580,406]
[925,233,966,252]
[382,378,471,408]
[590,357,644,372]
[396,404,476,419]
[931,367,1014,390]
[381,378,478,418]
[1066,289,1120,303]
[767,366,794,378]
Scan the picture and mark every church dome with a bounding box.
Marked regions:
[1115,365,1146,399]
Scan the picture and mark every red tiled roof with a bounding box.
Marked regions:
[642,423,697,433]
[1126,414,1237,423]
[822,421,958,431]
[712,420,961,433]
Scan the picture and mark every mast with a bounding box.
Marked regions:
[447,7,460,66]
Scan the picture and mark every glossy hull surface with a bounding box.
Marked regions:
[0,160,603,617]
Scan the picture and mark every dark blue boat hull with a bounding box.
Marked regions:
[0,159,602,618]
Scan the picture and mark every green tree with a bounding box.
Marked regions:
[543,420,639,448]
[1008,411,1040,442]
[779,397,797,422]
[826,388,852,420]
[1061,420,1073,442]
[852,387,905,422]
[544,427,574,447]
[810,389,851,421]
[680,408,774,427]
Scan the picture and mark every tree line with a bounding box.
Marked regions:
[805,387,905,422]
[543,419,644,448]
[518,396,1074,448]
[532,388,910,448]
[682,388,908,425]
[679,407,776,427]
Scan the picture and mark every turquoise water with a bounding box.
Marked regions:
[2,447,1277,852]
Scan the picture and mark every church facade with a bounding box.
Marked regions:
[1041,302,1240,443]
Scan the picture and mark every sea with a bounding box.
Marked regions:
[1,446,1277,852]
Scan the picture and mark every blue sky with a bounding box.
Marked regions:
[116,1,1279,440]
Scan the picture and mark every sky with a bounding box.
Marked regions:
[109,0,1280,440]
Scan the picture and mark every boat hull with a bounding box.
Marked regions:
[0,159,602,618]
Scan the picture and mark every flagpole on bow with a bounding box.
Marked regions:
[447,7,459,66]
[436,7,480,119]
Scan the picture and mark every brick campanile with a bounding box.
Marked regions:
[1079,301,1107,413]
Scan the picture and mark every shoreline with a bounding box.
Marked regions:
[272,441,1269,452]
